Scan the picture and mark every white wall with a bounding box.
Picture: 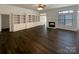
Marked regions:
[45,9,58,28]
[0,4,43,32]
[41,5,78,31]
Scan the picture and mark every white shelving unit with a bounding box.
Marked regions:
[14,15,20,24]
[28,15,40,22]
[14,15,26,24]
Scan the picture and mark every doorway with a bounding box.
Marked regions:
[1,14,10,32]
[40,13,47,27]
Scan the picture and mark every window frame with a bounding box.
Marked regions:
[58,10,73,27]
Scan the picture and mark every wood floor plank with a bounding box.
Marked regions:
[0,25,78,54]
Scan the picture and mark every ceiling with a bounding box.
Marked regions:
[10,4,75,11]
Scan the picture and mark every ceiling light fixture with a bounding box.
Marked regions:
[37,4,46,10]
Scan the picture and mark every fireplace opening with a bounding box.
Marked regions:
[49,22,55,27]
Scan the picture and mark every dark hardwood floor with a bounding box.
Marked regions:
[0,25,78,54]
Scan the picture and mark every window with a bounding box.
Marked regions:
[65,14,72,26]
[58,14,65,25]
[58,10,73,26]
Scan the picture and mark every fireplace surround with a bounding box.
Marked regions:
[49,22,55,27]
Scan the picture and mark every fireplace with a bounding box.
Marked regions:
[49,22,55,27]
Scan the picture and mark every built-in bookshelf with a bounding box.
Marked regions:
[35,16,40,22]
[28,15,38,22]
[14,15,20,24]
[20,15,26,23]
[28,15,40,22]
[37,16,40,22]
[14,15,26,24]
[14,14,40,24]
[32,15,35,22]
[28,15,32,22]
